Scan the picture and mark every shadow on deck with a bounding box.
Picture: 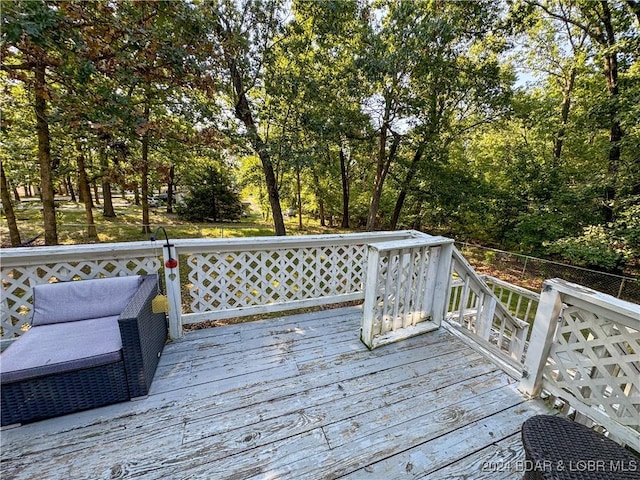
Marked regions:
[0,307,552,479]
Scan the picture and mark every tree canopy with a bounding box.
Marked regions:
[1,0,638,272]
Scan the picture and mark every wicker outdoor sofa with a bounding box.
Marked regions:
[0,274,167,427]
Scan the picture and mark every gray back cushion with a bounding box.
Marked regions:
[31,275,142,326]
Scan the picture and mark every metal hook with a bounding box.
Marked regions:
[150,227,178,268]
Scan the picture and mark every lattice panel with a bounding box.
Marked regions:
[372,248,431,337]
[371,253,392,336]
[1,257,160,340]
[543,305,640,431]
[186,245,367,313]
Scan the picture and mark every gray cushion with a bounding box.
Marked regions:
[0,316,123,383]
[31,275,142,326]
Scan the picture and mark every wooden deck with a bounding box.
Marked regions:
[0,307,553,479]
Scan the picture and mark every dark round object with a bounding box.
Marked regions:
[521,415,639,480]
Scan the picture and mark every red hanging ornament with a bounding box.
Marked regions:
[165,258,178,269]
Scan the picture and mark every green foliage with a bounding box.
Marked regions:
[178,166,244,223]
[1,0,639,276]
[546,226,627,272]
[612,196,640,262]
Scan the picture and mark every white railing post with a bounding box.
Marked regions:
[162,243,183,339]
[476,294,496,341]
[431,242,454,327]
[361,244,381,350]
[519,279,564,397]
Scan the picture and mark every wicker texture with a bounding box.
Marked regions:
[1,275,167,426]
[119,275,168,398]
[1,363,130,426]
[522,415,639,480]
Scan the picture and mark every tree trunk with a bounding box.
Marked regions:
[67,175,77,202]
[34,63,58,245]
[140,107,151,234]
[603,49,622,222]
[390,145,424,230]
[133,182,140,205]
[366,119,388,231]
[311,169,326,227]
[411,199,424,231]
[296,165,303,230]
[227,57,285,235]
[366,124,400,231]
[553,66,577,163]
[211,188,222,224]
[100,147,116,217]
[93,182,100,205]
[318,198,326,227]
[76,144,98,240]
[339,147,350,228]
[1,162,22,246]
[599,1,622,223]
[166,164,175,214]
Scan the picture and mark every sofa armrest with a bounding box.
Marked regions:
[118,274,168,397]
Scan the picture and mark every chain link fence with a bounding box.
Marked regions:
[456,242,640,305]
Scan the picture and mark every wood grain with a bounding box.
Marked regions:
[1,307,553,480]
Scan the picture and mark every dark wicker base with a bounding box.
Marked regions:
[521,415,639,480]
[1,361,130,426]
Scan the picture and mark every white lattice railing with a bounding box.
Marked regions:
[0,242,160,347]
[520,278,640,447]
[4,231,639,446]
[360,236,454,349]
[446,248,530,373]
[0,231,417,344]
[175,231,412,328]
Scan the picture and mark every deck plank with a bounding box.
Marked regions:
[257,384,532,480]
[341,402,552,479]
[418,434,527,480]
[0,307,552,480]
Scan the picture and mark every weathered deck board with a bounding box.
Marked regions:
[0,307,552,480]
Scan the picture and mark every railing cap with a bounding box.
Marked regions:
[0,230,423,267]
[543,278,640,326]
[367,236,454,252]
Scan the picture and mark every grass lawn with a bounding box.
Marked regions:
[1,198,352,247]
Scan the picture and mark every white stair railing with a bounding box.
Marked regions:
[446,247,530,371]
[482,275,539,326]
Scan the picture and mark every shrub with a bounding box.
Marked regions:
[177,166,244,222]
[545,225,627,272]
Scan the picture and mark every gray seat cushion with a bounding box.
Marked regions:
[0,316,123,383]
[31,275,142,326]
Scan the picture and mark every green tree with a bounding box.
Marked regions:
[1,0,68,244]
[179,163,243,222]
[199,0,288,236]
[527,0,640,222]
